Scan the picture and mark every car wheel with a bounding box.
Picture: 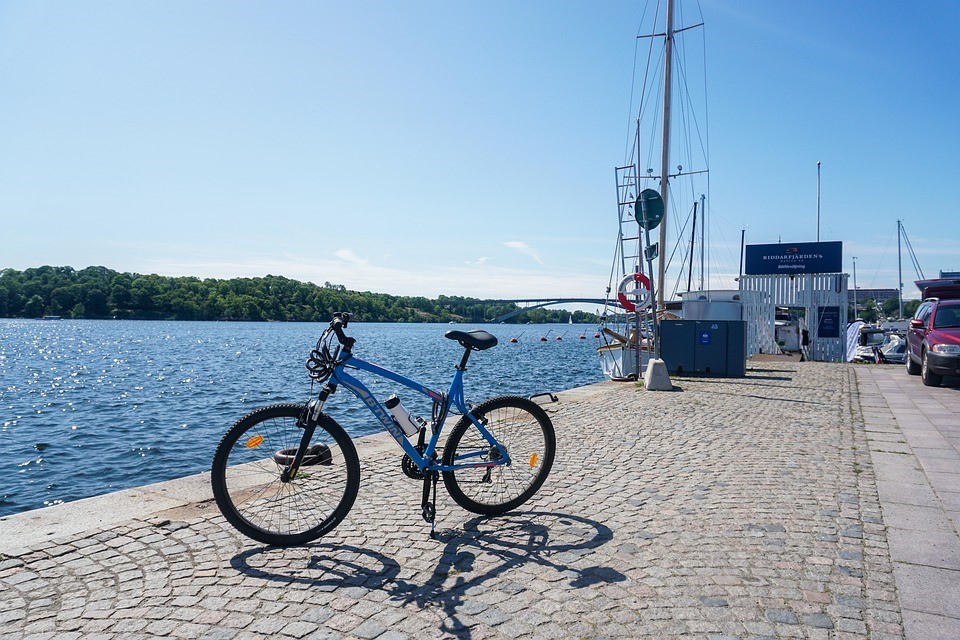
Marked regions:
[905,350,920,375]
[921,350,943,387]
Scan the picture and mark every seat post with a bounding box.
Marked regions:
[457,347,472,371]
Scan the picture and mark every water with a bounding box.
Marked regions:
[0,320,603,517]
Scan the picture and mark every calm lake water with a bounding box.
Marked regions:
[0,319,604,517]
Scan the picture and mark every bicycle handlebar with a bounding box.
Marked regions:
[331,312,355,350]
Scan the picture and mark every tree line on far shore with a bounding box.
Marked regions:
[0,266,597,324]
[852,297,919,324]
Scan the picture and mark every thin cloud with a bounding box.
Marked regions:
[466,257,490,267]
[503,241,543,265]
[334,249,368,265]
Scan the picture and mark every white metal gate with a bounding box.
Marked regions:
[739,273,849,362]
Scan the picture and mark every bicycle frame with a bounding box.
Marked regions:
[312,352,508,472]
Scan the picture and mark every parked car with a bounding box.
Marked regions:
[905,282,960,386]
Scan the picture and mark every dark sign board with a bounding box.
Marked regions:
[817,306,841,338]
[744,241,842,275]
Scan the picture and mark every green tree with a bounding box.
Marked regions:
[45,299,63,316]
[904,299,920,318]
[85,288,110,317]
[50,287,77,311]
[24,294,46,317]
[110,284,132,312]
[881,297,904,319]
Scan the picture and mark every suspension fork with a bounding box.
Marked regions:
[282,383,335,482]
[281,420,316,482]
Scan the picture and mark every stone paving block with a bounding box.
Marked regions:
[893,562,960,618]
[871,441,913,455]
[886,527,960,570]
[927,471,960,495]
[902,609,960,640]
[913,447,960,461]
[918,456,960,474]
[876,479,940,508]
[279,620,319,638]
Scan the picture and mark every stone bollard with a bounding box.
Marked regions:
[643,358,673,391]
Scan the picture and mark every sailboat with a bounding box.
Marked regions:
[598,0,711,381]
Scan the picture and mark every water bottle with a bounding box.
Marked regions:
[384,395,423,437]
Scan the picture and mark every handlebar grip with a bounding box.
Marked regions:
[331,313,355,350]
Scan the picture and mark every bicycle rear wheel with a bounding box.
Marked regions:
[442,395,555,515]
[211,403,360,546]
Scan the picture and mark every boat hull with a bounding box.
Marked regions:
[598,344,650,381]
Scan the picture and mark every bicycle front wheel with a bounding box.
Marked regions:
[211,403,360,546]
[442,395,556,515]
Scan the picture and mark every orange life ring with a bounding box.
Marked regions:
[617,272,651,312]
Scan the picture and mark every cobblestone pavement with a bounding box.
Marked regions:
[1,362,904,639]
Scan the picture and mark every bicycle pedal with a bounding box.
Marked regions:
[421,503,435,523]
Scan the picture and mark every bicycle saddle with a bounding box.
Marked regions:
[445,329,498,351]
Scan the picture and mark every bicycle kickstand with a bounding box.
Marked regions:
[420,470,439,539]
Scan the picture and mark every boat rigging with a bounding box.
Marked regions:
[598,0,712,380]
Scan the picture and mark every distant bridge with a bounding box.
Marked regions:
[484,298,625,323]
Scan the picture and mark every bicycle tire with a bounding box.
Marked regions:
[441,395,555,515]
[211,403,360,546]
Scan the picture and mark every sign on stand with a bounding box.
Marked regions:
[744,241,842,275]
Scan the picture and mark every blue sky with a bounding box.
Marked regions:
[2,1,957,302]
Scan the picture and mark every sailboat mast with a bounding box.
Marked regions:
[687,201,697,294]
[699,193,706,291]
[897,219,903,319]
[657,0,675,312]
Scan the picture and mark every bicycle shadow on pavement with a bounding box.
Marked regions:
[231,543,402,591]
[229,511,623,639]
[390,511,625,637]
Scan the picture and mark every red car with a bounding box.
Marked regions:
[906,282,960,386]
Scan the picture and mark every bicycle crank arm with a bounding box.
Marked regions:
[420,471,438,525]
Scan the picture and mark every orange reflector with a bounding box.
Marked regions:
[529,453,539,468]
[245,435,264,448]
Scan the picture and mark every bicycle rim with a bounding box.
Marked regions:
[212,404,359,546]
[442,396,555,515]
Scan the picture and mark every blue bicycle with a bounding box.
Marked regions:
[211,313,556,546]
